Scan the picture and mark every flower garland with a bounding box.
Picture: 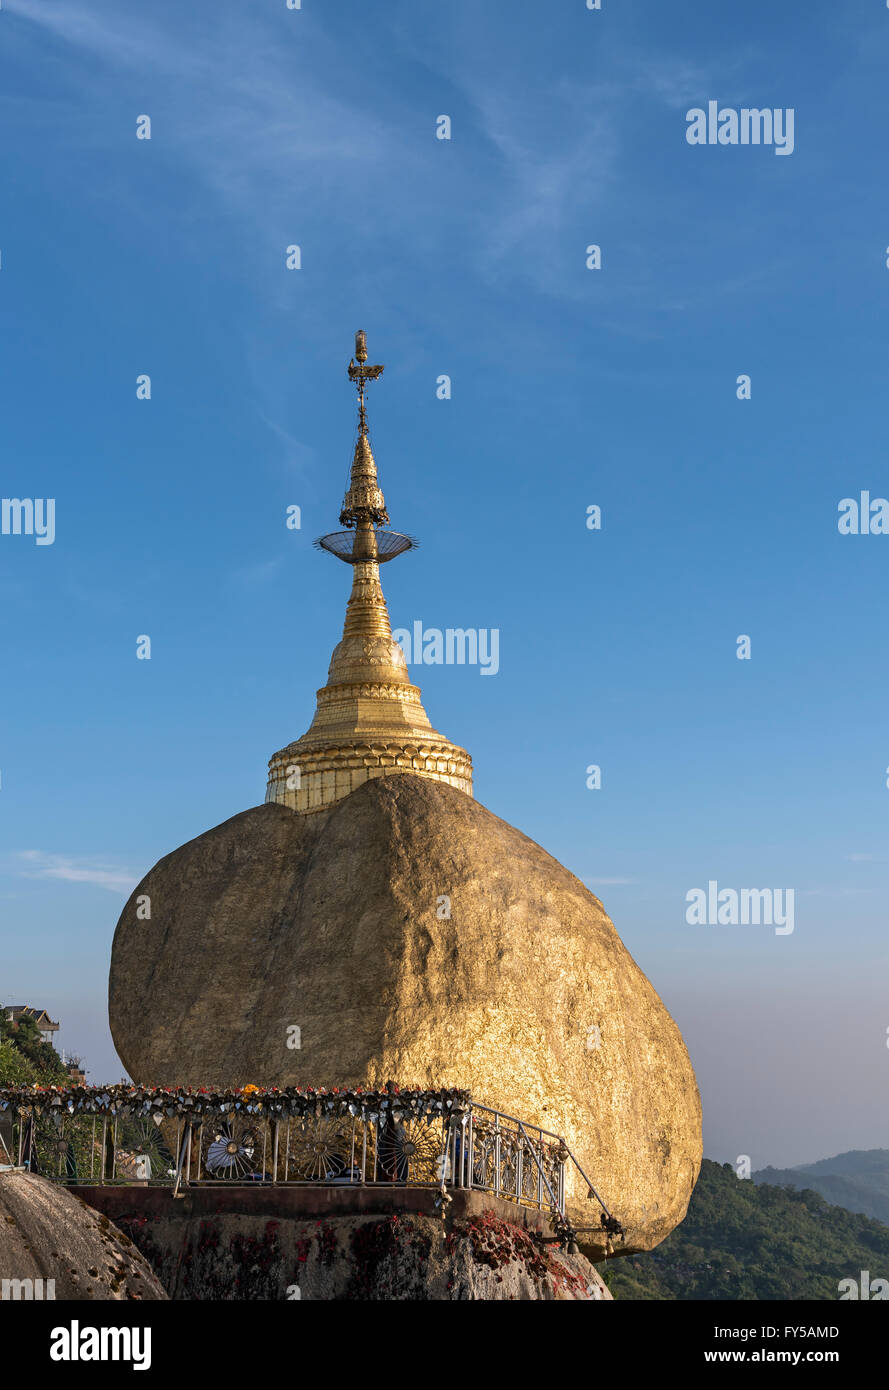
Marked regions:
[0,1082,472,1123]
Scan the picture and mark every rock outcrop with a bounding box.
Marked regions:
[0,1171,168,1300]
[110,773,702,1258]
[113,1205,610,1301]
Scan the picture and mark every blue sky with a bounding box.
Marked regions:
[1,0,888,1168]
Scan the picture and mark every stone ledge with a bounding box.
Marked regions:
[72,1184,556,1232]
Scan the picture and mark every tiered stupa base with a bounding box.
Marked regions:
[267,735,473,813]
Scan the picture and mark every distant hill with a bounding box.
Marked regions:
[752,1150,889,1226]
[599,1159,889,1300]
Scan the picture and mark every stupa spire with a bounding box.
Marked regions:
[266,331,473,813]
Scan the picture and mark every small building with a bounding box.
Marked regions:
[3,1006,59,1045]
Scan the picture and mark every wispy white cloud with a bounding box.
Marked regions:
[2,0,757,333]
[231,556,285,590]
[1,0,427,368]
[6,0,173,67]
[12,851,138,894]
[4,0,618,297]
[466,81,620,279]
[255,410,319,482]
[628,57,716,108]
[4,1,403,209]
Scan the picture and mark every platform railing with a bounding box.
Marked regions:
[0,1087,622,1235]
[4,1103,567,1211]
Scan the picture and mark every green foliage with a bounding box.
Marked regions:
[0,1015,69,1084]
[599,1159,889,1300]
[0,1039,40,1086]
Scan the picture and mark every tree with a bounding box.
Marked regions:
[0,1015,69,1084]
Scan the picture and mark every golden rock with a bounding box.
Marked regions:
[108,332,702,1262]
[110,776,701,1259]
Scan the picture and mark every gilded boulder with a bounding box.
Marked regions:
[109,775,701,1258]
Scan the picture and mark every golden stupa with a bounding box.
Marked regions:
[266,331,472,813]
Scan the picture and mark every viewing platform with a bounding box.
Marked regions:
[0,1083,624,1252]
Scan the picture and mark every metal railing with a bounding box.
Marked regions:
[4,1103,572,1213]
[1,1089,623,1240]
